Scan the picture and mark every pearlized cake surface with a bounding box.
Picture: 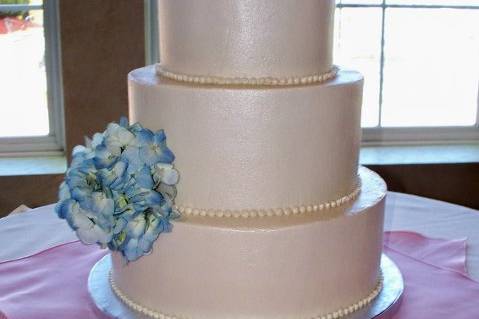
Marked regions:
[128,65,363,212]
[158,0,335,79]
[111,167,386,319]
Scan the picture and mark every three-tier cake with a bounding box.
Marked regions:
[110,0,387,318]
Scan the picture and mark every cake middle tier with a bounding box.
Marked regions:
[158,0,335,79]
[129,66,363,211]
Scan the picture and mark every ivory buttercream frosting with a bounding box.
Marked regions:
[158,0,335,79]
[58,0,389,317]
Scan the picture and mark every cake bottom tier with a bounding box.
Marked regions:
[111,167,386,319]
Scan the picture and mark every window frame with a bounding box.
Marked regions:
[336,1,479,145]
[144,0,158,66]
[147,0,479,145]
[0,0,64,156]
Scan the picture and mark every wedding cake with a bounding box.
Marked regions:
[58,0,387,318]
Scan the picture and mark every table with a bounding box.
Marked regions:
[3,191,478,279]
[383,192,479,280]
[1,191,478,318]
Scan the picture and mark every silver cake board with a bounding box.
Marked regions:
[89,254,403,319]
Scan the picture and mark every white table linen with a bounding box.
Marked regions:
[1,192,478,280]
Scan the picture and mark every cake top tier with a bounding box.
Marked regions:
[158,0,335,80]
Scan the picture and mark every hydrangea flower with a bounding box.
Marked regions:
[55,117,180,262]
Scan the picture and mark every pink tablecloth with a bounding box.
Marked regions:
[1,192,479,318]
[383,232,479,318]
[0,242,108,319]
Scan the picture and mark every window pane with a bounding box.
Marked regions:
[386,0,479,6]
[382,8,479,127]
[0,4,49,137]
[334,8,382,127]
[337,0,382,5]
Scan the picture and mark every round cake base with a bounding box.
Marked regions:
[88,254,403,319]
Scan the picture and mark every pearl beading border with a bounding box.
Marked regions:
[109,270,383,319]
[175,183,361,219]
[156,64,339,86]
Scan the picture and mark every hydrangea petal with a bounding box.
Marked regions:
[135,165,155,189]
[153,164,179,186]
[77,223,112,245]
[58,181,71,201]
[121,145,143,175]
[153,130,166,144]
[55,198,75,219]
[124,238,141,261]
[119,116,129,128]
[104,123,135,154]
[93,144,118,169]
[135,128,154,145]
[126,215,146,238]
[91,133,104,149]
[100,160,128,189]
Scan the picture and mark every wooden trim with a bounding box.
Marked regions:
[366,163,479,210]
[59,0,145,160]
[0,174,63,217]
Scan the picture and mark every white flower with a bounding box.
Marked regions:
[104,123,136,155]
[153,163,179,185]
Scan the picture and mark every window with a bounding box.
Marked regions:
[145,0,158,66]
[146,0,478,145]
[335,0,479,144]
[0,0,63,155]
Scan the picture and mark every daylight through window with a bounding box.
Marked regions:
[0,0,49,137]
[334,0,479,130]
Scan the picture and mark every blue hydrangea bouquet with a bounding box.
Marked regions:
[55,117,179,261]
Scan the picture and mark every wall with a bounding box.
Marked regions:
[60,0,145,156]
[367,163,479,209]
[0,174,64,214]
